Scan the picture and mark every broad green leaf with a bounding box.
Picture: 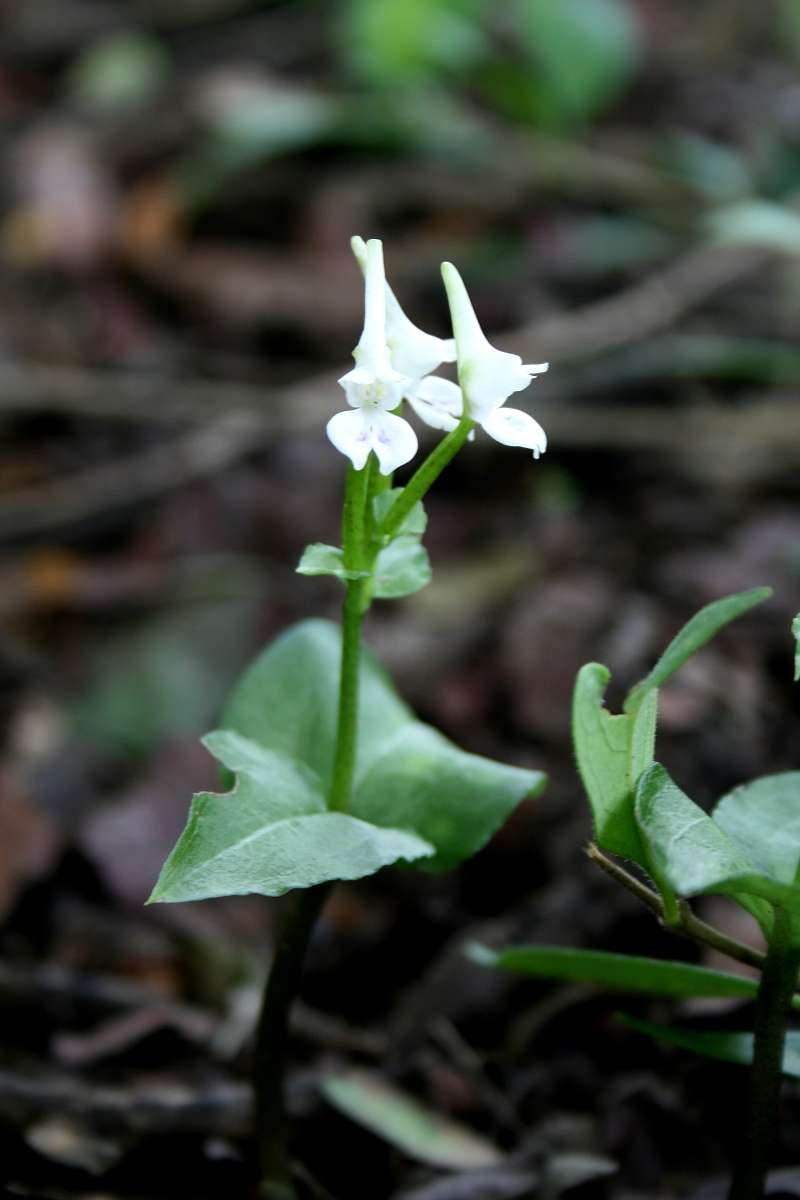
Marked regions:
[793,613,800,682]
[625,587,771,713]
[634,763,780,929]
[220,620,544,873]
[373,537,432,599]
[296,543,369,582]
[619,1015,800,1078]
[340,0,488,87]
[714,774,800,886]
[470,944,771,1003]
[221,620,413,787]
[321,1069,502,1168]
[515,0,640,129]
[149,731,433,902]
[373,488,427,536]
[349,723,544,872]
[572,663,656,863]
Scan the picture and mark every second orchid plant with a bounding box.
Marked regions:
[151,237,549,1198]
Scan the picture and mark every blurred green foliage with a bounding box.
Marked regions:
[338,0,642,130]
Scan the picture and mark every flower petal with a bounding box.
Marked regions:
[352,235,455,381]
[326,409,372,470]
[368,410,418,475]
[441,261,493,360]
[406,375,463,432]
[352,239,395,380]
[481,406,547,458]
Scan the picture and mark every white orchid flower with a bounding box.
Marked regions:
[350,235,461,433]
[441,261,548,458]
[327,239,418,475]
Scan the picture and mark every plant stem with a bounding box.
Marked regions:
[376,416,474,541]
[587,844,769,973]
[255,884,332,1199]
[255,460,376,1195]
[328,461,374,813]
[729,908,800,1200]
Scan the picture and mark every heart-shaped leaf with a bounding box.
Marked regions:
[572,663,656,863]
[348,722,540,872]
[625,587,771,713]
[149,730,434,902]
[192,621,544,882]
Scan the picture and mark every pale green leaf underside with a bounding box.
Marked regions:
[621,1015,800,1078]
[149,731,433,902]
[572,663,656,864]
[321,1069,501,1169]
[471,943,783,1004]
[625,586,771,712]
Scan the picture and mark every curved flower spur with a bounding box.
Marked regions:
[441,260,548,457]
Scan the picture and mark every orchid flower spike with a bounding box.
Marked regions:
[350,235,463,434]
[441,261,548,459]
[327,239,418,475]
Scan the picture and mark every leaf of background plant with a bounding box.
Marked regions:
[296,543,369,582]
[72,556,265,759]
[572,663,655,863]
[635,763,781,930]
[373,488,427,536]
[793,614,800,682]
[708,201,800,252]
[321,1068,502,1168]
[340,0,489,87]
[349,722,544,872]
[373,537,432,598]
[514,0,640,129]
[470,944,777,1002]
[149,730,433,902]
[625,587,771,713]
[619,1014,800,1078]
[221,620,544,872]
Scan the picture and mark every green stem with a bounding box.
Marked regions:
[729,908,800,1200]
[328,460,375,813]
[376,416,474,541]
[255,884,332,1199]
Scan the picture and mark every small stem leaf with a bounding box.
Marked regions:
[619,1014,800,1078]
[372,536,432,598]
[793,613,800,682]
[372,488,427,537]
[321,1069,502,1169]
[296,543,370,582]
[348,722,545,872]
[471,944,771,1002]
[635,763,780,930]
[149,732,433,902]
[572,663,649,864]
[625,587,771,712]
